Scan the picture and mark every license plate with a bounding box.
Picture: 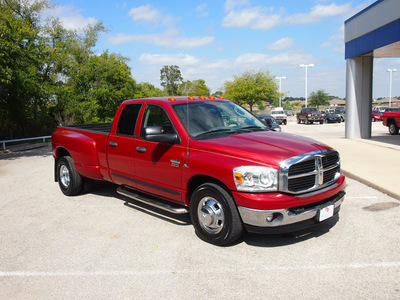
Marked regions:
[319,204,334,222]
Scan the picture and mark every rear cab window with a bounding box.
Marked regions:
[116,104,142,136]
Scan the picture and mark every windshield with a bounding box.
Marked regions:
[172,101,267,139]
[308,108,319,112]
[271,111,284,115]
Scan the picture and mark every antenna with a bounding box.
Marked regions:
[186,97,190,159]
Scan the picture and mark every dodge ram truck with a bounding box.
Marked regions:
[52,96,346,245]
[297,107,324,124]
[383,110,400,135]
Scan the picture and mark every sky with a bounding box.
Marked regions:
[46,0,400,99]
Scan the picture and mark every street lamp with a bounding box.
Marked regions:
[387,69,397,107]
[276,76,286,107]
[300,64,314,108]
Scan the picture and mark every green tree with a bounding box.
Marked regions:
[212,91,223,97]
[223,69,279,112]
[135,82,166,98]
[309,89,330,108]
[0,0,51,138]
[180,79,209,96]
[160,65,183,95]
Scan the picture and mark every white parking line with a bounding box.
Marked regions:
[1,262,399,277]
[346,196,378,199]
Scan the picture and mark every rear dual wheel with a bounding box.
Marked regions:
[190,183,243,246]
[56,156,83,196]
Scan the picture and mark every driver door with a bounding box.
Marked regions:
[134,104,185,203]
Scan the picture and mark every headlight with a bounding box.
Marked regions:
[233,166,278,192]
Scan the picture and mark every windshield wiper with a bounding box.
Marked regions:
[237,126,266,132]
[194,128,236,138]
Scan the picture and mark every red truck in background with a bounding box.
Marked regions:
[52,96,346,245]
[383,109,400,135]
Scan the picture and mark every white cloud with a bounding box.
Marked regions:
[108,29,215,48]
[222,7,281,30]
[46,5,98,31]
[129,4,161,23]
[224,0,250,12]
[196,3,209,17]
[235,51,314,66]
[222,3,352,31]
[135,51,316,93]
[138,53,200,66]
[286,3,352,24]
[268,37,294,50]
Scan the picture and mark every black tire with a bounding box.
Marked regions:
[56,156,83,196]
[283,120,287,125]
[297,118,301,124]
[389,122,399,135]
[190,183,243,246]
[320,120,323,124]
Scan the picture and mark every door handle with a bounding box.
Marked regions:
[109,141,118,147]
[136,147,147,153]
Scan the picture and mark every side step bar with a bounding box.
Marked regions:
[116,187,189,214]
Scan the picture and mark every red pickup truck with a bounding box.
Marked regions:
[52,96,346,245]
[383,110,400,135]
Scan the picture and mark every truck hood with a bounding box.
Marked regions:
[196,131,331,167]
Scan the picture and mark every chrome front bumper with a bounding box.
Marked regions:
[238,191,345,232]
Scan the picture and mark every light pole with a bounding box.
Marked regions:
[300,64,314,108]
[387,69,397,107]
[276,76,286,107]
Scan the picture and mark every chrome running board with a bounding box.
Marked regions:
[117,187,189,214]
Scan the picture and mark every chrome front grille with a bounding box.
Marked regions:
[279,149,340,194]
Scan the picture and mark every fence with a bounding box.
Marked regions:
[1,136,51,151]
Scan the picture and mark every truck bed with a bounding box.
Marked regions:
[63,123,112,134]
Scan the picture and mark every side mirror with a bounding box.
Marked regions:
[144,126,180,144]
[260,119,272,129]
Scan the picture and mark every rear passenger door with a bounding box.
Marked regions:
[108,103,142,187]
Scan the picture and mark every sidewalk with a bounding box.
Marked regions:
[319,137,400,200]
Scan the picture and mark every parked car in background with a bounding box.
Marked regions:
[325,107,335,114]
[372,109,383,122]
[335,107,346,122]
[373,106,389,112]
[271,107,287,125]
[296,107,324,124]
[284,108,295,116]
[257,115,282,131]
[324,113,341,123]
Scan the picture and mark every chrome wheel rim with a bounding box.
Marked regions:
[60,165,70,188]
[197,196,225,234]
[390,124,395,134]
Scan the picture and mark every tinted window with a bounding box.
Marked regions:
[116,104,142,136]
[141,105,175,136]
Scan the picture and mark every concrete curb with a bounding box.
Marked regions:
[342,170,400,201]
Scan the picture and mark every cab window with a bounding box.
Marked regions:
[116,104,142,136]
[140,105,176,136]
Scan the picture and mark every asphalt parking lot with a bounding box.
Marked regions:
[0,122,399,299]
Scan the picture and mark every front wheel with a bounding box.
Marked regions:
[389,122,399,135]
[56,156,83,196]
[190,183,243,246]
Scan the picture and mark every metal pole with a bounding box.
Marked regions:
[300,64,314,108]
[276,76,286,107]
[387,69,397,107]
[305,67,308,108]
